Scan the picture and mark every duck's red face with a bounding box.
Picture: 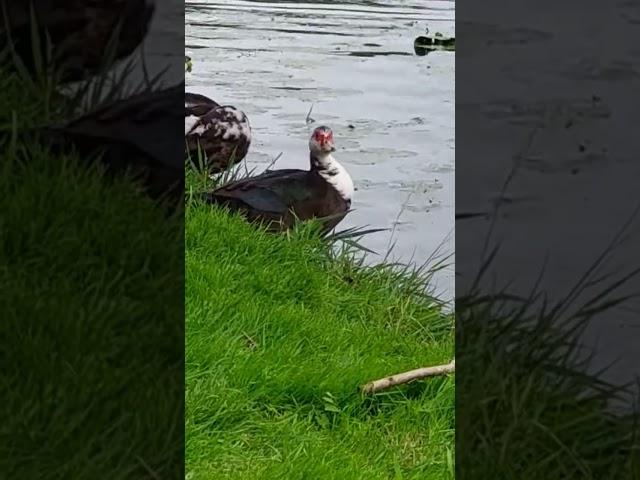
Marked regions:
[311,127,335,153]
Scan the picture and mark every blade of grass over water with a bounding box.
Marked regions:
[457,209,640,478]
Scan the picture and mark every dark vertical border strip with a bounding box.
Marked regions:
[456,0,640,477]
[0,1,185,478]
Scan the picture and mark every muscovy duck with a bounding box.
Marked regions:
[185,92,252,173]
[44,83,184,204]
[203,126,353,233]
[1,0,154,83]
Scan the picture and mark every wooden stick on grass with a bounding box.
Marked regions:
[362,359,455,394]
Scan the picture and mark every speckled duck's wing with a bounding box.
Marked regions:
[185,103,215,117]
[185,92,220,117]
[185,92,219,107]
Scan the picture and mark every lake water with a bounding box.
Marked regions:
[457,1,640,401]
[185,0,456,300]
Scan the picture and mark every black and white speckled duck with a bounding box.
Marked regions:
[203,126,353,233]
[185,92,251,173]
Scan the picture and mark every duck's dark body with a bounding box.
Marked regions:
[1,0,154,83]
[204,166,350,233]
[185,92,251,173]
[46,83,184,203]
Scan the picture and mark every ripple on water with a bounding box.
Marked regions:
[348,148,419,165]
[357,177,444,192]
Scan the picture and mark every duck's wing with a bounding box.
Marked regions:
[185,92,220,109]
[208,169,349,231]
[185,104,216,117]
[208,170,313,214]
[185,92,220,117]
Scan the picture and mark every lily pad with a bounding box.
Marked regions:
[414,33,455,56]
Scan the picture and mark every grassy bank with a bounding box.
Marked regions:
[0,150,184,478]
[457,286,640,478]
[0,58,185,476]
[185,200,455,479]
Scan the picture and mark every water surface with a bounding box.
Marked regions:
[457,1,640,398]
[186,0,456,300]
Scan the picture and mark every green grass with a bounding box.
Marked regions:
[185,201,455,479]
[457,252,640,477]
[0,62,184,478]
[0,147,184,479]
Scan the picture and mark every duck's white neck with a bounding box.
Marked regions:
[311,152,354,203]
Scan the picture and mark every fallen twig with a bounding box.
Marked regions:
[362,359,455,394]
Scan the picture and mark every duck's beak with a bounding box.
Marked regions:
[321,141,335,152]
